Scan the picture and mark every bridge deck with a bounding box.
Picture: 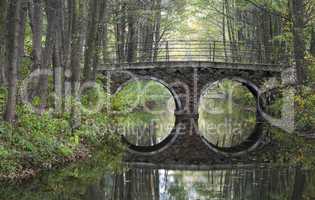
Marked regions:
[98,61,287,72]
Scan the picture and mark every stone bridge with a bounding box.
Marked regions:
[98,40,289,165]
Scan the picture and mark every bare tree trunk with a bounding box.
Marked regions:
[63,0,72,72]
[115,1,127,63]
[18,2,27,61]
[53,0,64,114]
[63,0,73,112]
[99,0,109,65]
[4,0,22,122]
[225,0,238,62]
[222,1,227,61]
[127,0,137,63]
[70,0,84,129]
[84,0,99,81]
[139,0,155,62]
[53,46,63,114]
[291,0,306,84]
[28,0,42,72]
[0,0,8,85]
[28,0,42,99]
[38,0,58,111]
[310,24,315,57]
[153,0,161,62]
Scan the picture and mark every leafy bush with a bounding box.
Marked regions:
[295,86,315,133]
[267,85,315,167]
[0,85,124,176]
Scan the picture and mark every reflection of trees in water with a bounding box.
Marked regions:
[0,166,312,199]
[200,112,256,147]
[104,168,160,200]
[84,167,304,200]
[123,119,158,146]
[199,80,256,148]
[112,80,176,147]
[115,112,174,146]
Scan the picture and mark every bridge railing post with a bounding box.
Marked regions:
[166,41,169,62]
[261,43,266,64]
[284,42,290,65]
[258,42,263,64]
[208,40,212,61]
[212,41,216,62]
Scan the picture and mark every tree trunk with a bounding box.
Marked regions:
[140,0,155,62]
[153,0,161,62]
[99,0,109,65]
[91,0,106,81]
[127,0,137,63]
[310,24,315,57]
[29,0,42,72]
[225,0,238,62]
[222,1,227,61]
[53,0,64,114]
[4,0,22,122]
[291,0,306,84]
[63,0,72,72]
[38,0,58,111]
[0,0,7,85]
[70,0,84,129]
[63,0,73,113]
[84,0,99,81]
[115,1,127,63]
[18,2,27,60]
[28,0,42,99]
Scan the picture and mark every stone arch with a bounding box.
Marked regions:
[113,76,183,155]
[198,77,266,156]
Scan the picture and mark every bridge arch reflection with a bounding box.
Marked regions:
[199,77,266,156]
[112,77,182,155]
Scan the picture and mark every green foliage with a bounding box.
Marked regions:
[270,128,315,168]
[0,148,124,200]
[0,87,7,115]
[112,80,172,112]
[266,86,315,168]
[0,107,74,174]
[19,57,32,80]
[306,55,315,84]
[295,87,315,133]
[0,87,124,177]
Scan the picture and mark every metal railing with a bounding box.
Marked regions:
[105,40,290,66]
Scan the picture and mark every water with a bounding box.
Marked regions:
[1,162,315,200]
[112,80,176,147]
[199,80,256,148]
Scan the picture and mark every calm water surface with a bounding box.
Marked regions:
[1,163,315,200]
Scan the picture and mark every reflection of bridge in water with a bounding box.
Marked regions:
[98,40,290,165]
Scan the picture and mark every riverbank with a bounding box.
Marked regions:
[0,136,125,183]
[0,144,90,181]
[0,94,125,182]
